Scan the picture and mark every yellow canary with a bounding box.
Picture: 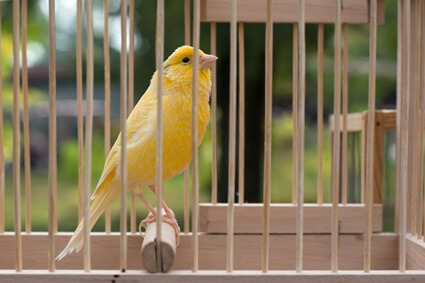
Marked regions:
[57,45,217,260]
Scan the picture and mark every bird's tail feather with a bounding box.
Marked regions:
[56,172,118,261]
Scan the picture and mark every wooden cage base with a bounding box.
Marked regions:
[200,203,383,234]
[0,232,397,270]
[2,270,425,283]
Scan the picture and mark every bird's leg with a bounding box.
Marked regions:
[148,185,181,245]
[133,191,157,233]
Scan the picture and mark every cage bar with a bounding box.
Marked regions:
[76,0,84,223]
[184,0,191,234]
[262,0,273,272]
[296,0,306,272]
[155,0,165,272]
[317,23,324,205]
[47,0,57,272]
[226,0,237,272]
[22,0,31,233]
[12,0,22,272]
[399,0,411,272]
[83,0,94,272]
[331,0,342,273]
[292,23,298,205]
[192,0,201,272]
[342,23,349,205]
[364,0,377,272]
[129,0,136,235]
[210,22,218,205]
[0,1,4,235]
[238,22,245,205]
[103,0,112,233]
[119,0,128,271]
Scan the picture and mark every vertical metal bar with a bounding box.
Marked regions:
[400,0,410,272]
[364,0,377,272]
[238,22,245,204]
[84,0,94,272]
[77,0,84,223]
[13,0,22,272]
[155,0,164,273]
[262,0,273,273]
[184,0,191,233]
[296,0,305,273]
[104,0,111,233]
[227,0,237,272]
[292,24,298,205]
[22,0,31,234]
[211,22,218,205]
[317,23,324,205]
[119,0,128,272]
[331,0,342,273]
[342,24,349,205]
[192,0,200,272]
[129,0,136,235]
[0,1,4,234]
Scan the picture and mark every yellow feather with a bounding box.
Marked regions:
[57,45,214,260]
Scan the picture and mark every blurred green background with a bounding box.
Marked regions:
[3,0,397,232]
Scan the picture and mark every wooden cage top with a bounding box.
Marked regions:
[201,0,385,24]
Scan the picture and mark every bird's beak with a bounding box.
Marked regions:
[200,54,218,68]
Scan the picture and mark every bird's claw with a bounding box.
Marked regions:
[139,208,180,246]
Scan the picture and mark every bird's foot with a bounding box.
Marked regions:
[138,208,180,246]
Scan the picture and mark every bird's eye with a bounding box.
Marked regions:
[181,57,190,64]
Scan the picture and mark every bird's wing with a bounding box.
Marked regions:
[93,86,158,196]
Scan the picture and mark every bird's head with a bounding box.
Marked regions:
[162,45,218,85]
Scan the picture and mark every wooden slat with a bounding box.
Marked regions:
[4,270,425,283]
[342,23,349,205]
[200,204,382,234]
[406,233,425,269]
[373,112,383,204]
[0,233,397,271]
[329,111,396,132]
[200,0,385,24]
[329,113,365,132]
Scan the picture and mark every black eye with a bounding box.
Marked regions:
[182,57,190,64]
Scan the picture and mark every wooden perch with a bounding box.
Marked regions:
[141,212,177,273]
